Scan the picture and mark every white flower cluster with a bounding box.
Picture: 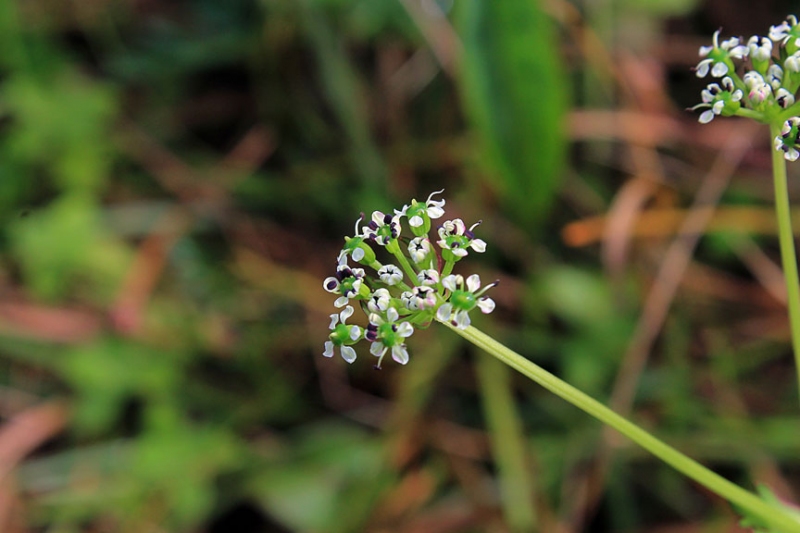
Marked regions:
[692,16,800,160]
[322,191,497,368]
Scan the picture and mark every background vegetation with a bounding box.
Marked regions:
[0,0,797,531]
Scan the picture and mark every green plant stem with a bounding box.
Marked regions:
[770,121,800,401]
[440,320,800,532]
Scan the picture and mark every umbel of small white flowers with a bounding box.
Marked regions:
[322,190,498,368]
[691,15,800,161]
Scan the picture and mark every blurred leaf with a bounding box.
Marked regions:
[9,195,131,302]
[2,71,116,194]
[458,0,568,228]
[252,423,387,533]
[59,338,184,434]
[301,1,387,199]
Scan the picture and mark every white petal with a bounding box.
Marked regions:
[329,313,339,329]
[698,110,715,124]
[397,322,414,338]
[427,205,444,219]
[392,345,409,365]
[370,341,385,357]
[352,247,365,262]
[323,277,340,293]
[340,305,354,321]
[477,297,496,314]
[386,307,399,322]
[455,310,471,329]
[371,211,386,225]
[335,296,349,308]
[470,239,487,253]
[788,148,800,162]
[323,341,335,358]
[409,215,424,227]
[340,346,357,363]
[350,326,362,340]
[436,303,452,322]
[452,248,469,258]
[466,274,481,293]
[442,275,458,292]
[711,62,728,77]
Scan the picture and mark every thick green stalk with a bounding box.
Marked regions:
[440,320,800,532]
[770,121,800,399]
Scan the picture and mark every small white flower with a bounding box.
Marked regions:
[408,237,432,263]
[775,117,800,161]
[768,64,784,89]
[695,30,747,78]
[436,274,497,329]
[323,264,366,307]
[748,35,773,62]
[367,288,392,313]
[786,51,800,73]
[438,219,487,259]
[777,88,796,109]
[417,269,440,286]
[378,264,403,286]
[770,15,800,48]
[402,286,437,310]
[339,215,373,263]
[395,189,447,227]
[323,306,362,363]
[697,78,741,124]
[366,307,414,366]
[749,81,772,104]
[362,210,401,245]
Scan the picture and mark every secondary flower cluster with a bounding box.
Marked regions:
[692,15,800,160]
[322,191,497,368]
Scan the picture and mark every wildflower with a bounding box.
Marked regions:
[323,306,362,363]
[694,77,742,123]
[438,219,487,260]
[323,262,367,307]
[367,288,392,313]
[401,286,437,311]
[695,30,748,78]
[362,211,401,246]
[417,269,440,286]
[366,307,414,366]
[378,264,403,286]
[436,274,497,329]
[775,117,800,161]
[340,214,376,265]
[408,237,433,264]
[767,64,784,89]
[748,35,773,64]
[777,88,796,109]
[786,51,800,73]
[770,15,800,52]
[395,189,446,235]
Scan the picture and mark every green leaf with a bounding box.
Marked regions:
[458,0,568,228]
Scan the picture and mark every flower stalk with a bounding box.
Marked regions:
[770,120,800,394]
[442,321,800,533]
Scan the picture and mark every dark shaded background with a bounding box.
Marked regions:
[0,0,798,531]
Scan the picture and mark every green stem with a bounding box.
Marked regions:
[440,321,800,532]
[770,121,800,402]
[391,246,419,284]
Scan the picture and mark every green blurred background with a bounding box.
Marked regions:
[0,0,798,531]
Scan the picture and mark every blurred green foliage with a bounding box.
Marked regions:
[0,0,797,532]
